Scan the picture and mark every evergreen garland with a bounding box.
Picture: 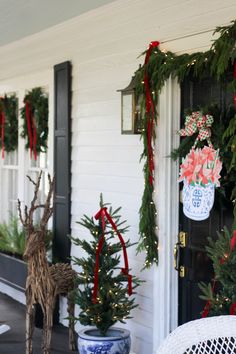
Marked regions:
[134,20,236,267]
[21,87,48,155]
[0,94,18,153]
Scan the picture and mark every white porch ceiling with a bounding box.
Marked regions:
[0,0,117,47]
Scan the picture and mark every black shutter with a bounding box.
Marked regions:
[53,61,72,263]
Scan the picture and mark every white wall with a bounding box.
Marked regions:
[0,1,235,353]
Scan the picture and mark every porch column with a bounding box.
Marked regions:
[152,77,180,353]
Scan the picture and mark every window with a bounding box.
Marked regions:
[0,85,51,225]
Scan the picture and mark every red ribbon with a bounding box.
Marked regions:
[1,111,5,159]
[202,300,211,318]
[25,101,37,160]
[230,230,236,251]
[92,207,132,304]
[144,41,159,185]
[230,303,236,315]
[234,61,236,110]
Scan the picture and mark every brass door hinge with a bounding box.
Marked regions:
[179,231,187,248]
[179,266,186,278]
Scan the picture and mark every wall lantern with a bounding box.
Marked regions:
[118,74,143,134]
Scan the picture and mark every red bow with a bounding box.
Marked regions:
[92,207,132,304]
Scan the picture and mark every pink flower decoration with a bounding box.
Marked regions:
[179,147,222,187]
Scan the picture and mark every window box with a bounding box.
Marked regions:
[0,251,27,292]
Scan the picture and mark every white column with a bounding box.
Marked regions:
[152,77,180,353]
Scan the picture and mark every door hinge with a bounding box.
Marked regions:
[179,265,186,278]
[179,231,187,248]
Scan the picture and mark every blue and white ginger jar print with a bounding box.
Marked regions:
[182,180,215,221]
[78,327,131,354]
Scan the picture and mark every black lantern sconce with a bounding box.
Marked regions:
[118,74,143,134]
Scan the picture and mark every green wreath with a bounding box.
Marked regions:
[0,94,18,154]
[21,87,48,156]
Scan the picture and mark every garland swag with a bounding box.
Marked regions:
[21,87,48,159]
[134,20,236,268]
[0,95,18,157]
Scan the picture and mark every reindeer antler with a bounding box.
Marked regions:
[18,171,54,232]
[40,173,54,229]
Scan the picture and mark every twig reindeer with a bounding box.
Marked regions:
[18,171,77,354]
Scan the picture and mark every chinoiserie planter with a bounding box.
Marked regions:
[78,327,131,354]
[182,180,215,221]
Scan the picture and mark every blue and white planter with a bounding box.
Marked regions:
[78,327,131,354]
[182,180,215,221]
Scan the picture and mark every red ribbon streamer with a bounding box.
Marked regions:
[144,41,160,185]
[92,207,132,304]
[234,61,236,110]
[1,111,5,159]
[230,230,236,251]
[25,101,37,160]
[32,118,37,161]
[230,303,236,315]
[202,300,211,318]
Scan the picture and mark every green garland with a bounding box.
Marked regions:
[0,94,18,154]
[21,87,48,155]
[134,20,236,268]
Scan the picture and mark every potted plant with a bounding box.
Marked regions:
[179,146,222,221]
[71,197,141,354]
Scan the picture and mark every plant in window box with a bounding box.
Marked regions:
[71,197,141,354]
[0,215,52,259]
[0,215,26,258]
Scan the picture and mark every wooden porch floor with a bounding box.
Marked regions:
[0,292,77,353]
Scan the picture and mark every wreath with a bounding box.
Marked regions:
[21,87,48,159]
[0,94,18,157]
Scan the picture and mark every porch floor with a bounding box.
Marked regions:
[0,292,77,353]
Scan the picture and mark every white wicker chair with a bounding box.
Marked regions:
[157,316,236,354]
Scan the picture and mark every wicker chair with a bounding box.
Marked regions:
[157,316,236,354]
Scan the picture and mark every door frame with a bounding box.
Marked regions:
[152,77,181,352]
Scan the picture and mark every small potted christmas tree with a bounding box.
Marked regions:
[199,226,236,317]
[71,196,141,354]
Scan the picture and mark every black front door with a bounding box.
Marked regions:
[177,75,234,325]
